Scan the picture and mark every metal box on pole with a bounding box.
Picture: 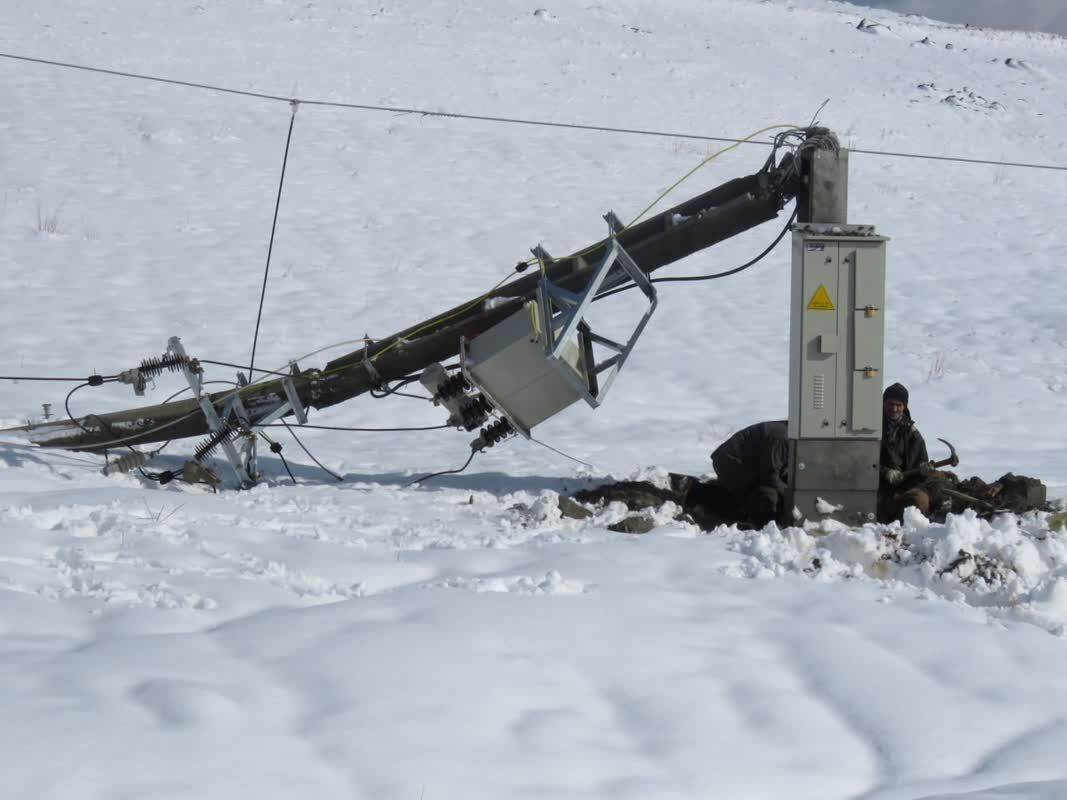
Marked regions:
[787,223,889,523]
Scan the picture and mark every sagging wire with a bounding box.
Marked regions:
[528,436,595,470]
[264,423,449,432]
[510,123,803,277]
[47,341,323,451]
[369,374,430,401]
[367,363,461,401]
[258,430,297,485]
[595,204,798,301]
[46,338,425,452]
[411,425,592,486]
[63,379,119,435]
[0,439,100,467]
[624,123,801,228]
[280,419,343,482]
[198,359,293,378]
[63,379,184,485]
[407,449,477,486]
[4,52,1067,171]
[1,372,118,383]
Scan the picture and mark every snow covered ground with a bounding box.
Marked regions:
[2,1,1066,797]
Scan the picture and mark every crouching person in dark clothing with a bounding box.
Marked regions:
[711,420,789,527]
[878,383,933,522]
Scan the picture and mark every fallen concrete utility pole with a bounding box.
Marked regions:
[30,138,814,454]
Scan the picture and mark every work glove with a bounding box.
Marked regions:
[885,469,904,486]
[918,462,935,477]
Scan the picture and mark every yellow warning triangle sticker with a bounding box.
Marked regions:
[807,284,835,311]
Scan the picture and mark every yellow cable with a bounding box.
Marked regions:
[520,122,800,269]
[625,123,798,227]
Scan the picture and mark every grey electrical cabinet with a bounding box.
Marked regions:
[462,301,591,437]
[787,223,889,523]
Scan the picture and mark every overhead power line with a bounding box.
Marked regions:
[1,51,1064,173]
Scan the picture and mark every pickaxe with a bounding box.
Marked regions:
[904,440,1010,515]
[939,486,1005,514]
[903,438,959,479]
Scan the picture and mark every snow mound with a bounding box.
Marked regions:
[721,511,1067,635]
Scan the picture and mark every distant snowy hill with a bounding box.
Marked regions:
[1,1,1066,798]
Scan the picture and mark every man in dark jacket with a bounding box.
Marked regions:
[878,382,933,521]
[711,420,789,527]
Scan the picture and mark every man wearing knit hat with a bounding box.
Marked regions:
[878,382,933,521]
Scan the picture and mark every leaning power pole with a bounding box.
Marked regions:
[25,128,835,487]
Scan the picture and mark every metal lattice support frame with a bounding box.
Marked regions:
[535,215,658,407]
[168,337,256,488]
[168,339,312,488]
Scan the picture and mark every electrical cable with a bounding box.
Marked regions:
[512,123,801,274]
[528,436,596,470]
[624,124,798,228]
[280,419,343,482]
[650,206,798,283]
[198,359,293,378]
[263,423,449,432]
[370,388,431,401]
[258,431,297,485]
[3,51,1063,172]
[276,447,297,484]
[63,382,105,436]
[63,380,178,484]
[46,339,323,451]
[249,101,298,378]
[369,374,431,401]
[1,373,116,382]
[46,344,324,451]
[408,449,477,486]
[808,98,830,129]
[595,205,798,302]
[0,439,100,466]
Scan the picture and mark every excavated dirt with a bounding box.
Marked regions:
[562,471,1052,532]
